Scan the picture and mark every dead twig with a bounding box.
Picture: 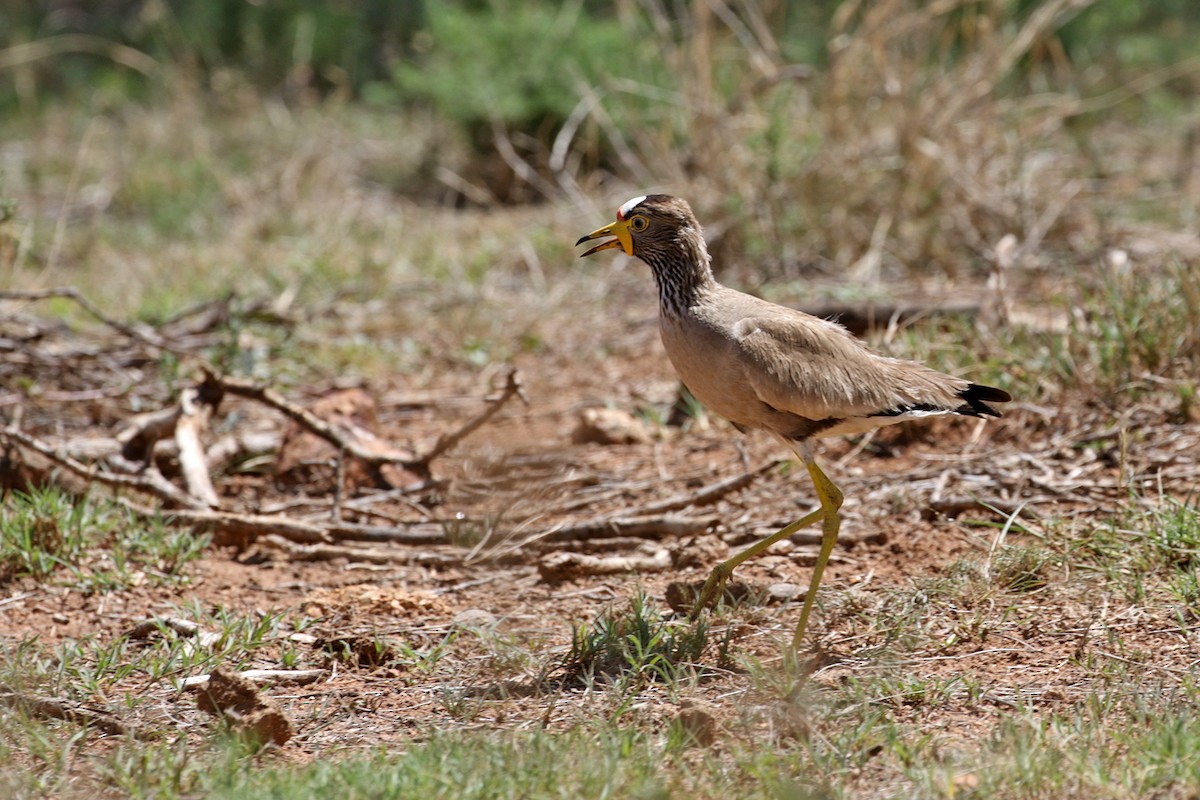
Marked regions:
[116,404,182,462]
[258,534,461,566]
[181,669,326,691]
[117,499,449,548]
[204,368,419,469]
[0,287,169,351]
[175,387,219,507]
[205,366,524,470]
[638,459,785,514]
[0,685,150,739]
[538,548,672,582]
[2,427,207,510]
[419,367,526,462]
[122,503,332,545]
[542,514,721,543]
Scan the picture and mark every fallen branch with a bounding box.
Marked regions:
[417,366,527,462]
[542,513,720,543]
[0,685,150,739]
[124,504,332,545]
[530,535,656,554]
[2,427,207,509]
[205,429,280,473]
[638,459,785,515]
[259,534,461,566]
[0,287,170,351]
[181,669,326,691]
[145,505,449,547]
[538,548,672,582]
[116,404,182,462]
[204,369,419,468]
[205,366,524,469]
[175,387,219,507]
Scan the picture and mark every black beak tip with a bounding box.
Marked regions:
[574,235,591,247]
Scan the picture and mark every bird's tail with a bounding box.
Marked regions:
[958,384,1012,418]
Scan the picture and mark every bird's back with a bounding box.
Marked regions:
[660,283,1006,441]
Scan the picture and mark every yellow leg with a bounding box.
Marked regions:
[689,454,844,654]
[790,458,843,652]
[689,506,825,621]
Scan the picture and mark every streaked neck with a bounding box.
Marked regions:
[644,232,716,317]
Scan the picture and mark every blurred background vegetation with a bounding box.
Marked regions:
[2,0,1198,296]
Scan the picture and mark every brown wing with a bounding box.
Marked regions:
[731,310,973,421]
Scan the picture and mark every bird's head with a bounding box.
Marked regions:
[576,195,701,261]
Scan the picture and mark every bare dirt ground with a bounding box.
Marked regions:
[2,288,1199,769]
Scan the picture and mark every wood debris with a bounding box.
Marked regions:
[195,665,293,747]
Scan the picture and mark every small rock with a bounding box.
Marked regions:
[768,582,804,602]
[196,665,293,747]
[664,578,764,614]
[670,534,727,569]
[571,407,651,445]
[452,608,497,629]
[672,700,718,747]
[767,539,795,555]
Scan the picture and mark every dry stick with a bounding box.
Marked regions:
[203,368,416,468]
[121,503,332,544]
[324,523,446,545]
[522,460,780,550]
[538,548,673,582]
[0,288,170,351]
[420,367,526,462]
[174,387,219,508]
[531,535,658,554]
[0,686,149,739]
[259,534,461,566]
[638,458,785,515]
[206,366,524,468]
[2,427,207,510]
[116,498,449,547]
[541,514,722,543]
[490,119,561,200]
[0,34,158,75]
[331,442,347,522]
[116,404,182,460]
[180,669,326,691]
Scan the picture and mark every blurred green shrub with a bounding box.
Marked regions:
[385,3,630,138]
[0,0,426,102]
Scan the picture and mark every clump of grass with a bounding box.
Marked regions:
[889,254,1200,403]
[0,487,109,580]
[1141,497,1200,570]
[991,545,1056,593]
[1075,261,1200,398]
[559,593,707,688]
[0,487,207,589]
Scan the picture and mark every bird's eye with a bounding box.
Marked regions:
[629,215,649,232]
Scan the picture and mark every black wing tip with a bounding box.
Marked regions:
[959,383,1012,418]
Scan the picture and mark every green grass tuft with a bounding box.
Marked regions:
[0,487,207,590]
[560,593,708,690]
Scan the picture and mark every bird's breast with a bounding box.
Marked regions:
[658,312,768,429]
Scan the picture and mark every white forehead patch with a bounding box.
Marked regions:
[617,195,647,220]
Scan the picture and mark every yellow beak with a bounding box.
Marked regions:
[576,219,633,257]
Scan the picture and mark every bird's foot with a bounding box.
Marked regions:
[689,562,734,621]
